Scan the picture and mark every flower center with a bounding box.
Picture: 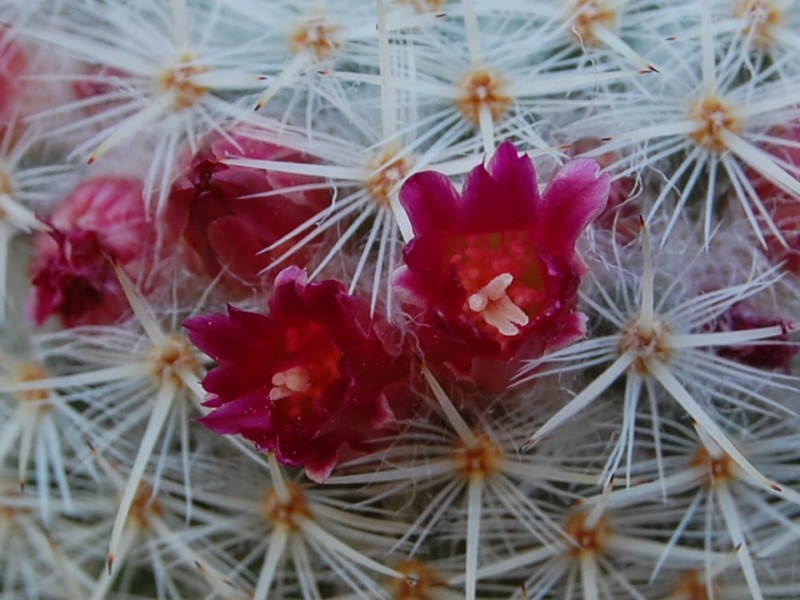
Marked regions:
[671,570,716,600]
[448,230,547,338]
[13,362,51,404]
[619,317,672,374]
[129,483,163,529]
[0,165,13,196]
[365,147,414,208]
[158,55,208,111]
[390,560,441,600]
[149,335,200,387]
[563,510,610,557]
[269,330,341,415]
[691,447,737,488]
[0,482,28,521]
[734,0,783,48]
[270,366,312,400]
[467,273,529,336]
[263,483,312,530]
[290,16,341,61]
[452,434,503,481]
[455,69,510,125]
[688,96,741,153]
[0,166,13,221]
[570,0,616,44]
[395,0,444,12]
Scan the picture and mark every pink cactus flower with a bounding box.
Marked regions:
[27,177,154,327]
[184,267,412,482]
[168,135,331,290]
[393,141,609,389]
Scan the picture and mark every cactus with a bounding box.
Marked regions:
[1,1,800,598]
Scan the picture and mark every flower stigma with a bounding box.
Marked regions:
[467,272,529,336]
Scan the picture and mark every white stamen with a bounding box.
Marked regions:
[270,366,311,400]
[467,273,529,336]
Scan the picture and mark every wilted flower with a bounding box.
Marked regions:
[185,266,412,482]
[26,177,155,327]
[393,141,609,388]
[168,134,331,290]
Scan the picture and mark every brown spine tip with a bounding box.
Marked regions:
[87,156,96,165]
[107,555,114,574]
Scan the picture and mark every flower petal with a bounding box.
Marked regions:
[537,159,610,250]
[461,141,539,232]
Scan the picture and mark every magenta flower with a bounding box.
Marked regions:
[393,141,609,388]
[27,177,156,327]
[168,134,331,290]
[184,267,412,482]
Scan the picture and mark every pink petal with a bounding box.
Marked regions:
[184,307,276,365]
[460,141,539,232]
[537,159,610,250]
[304,453,338,483]
[400,171,461,235]
[206,216,268,284]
